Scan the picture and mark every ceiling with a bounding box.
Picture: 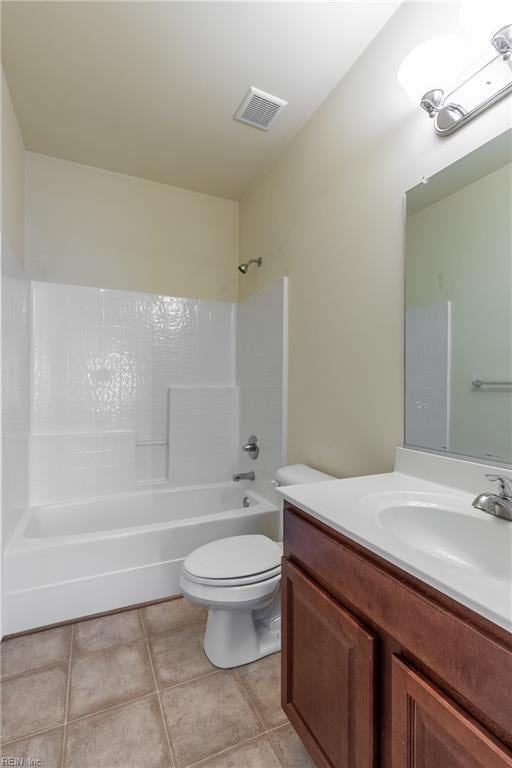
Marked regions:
[2,1,399,201]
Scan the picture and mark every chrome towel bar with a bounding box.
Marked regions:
[472,380,512,389]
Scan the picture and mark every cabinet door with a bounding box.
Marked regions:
[281,559,375,768]
[392,656,512,768]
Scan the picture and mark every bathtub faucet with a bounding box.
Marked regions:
[233,471,255,482]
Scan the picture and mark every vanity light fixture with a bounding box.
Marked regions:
[398,2,512,136]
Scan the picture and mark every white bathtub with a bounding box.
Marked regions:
[4,483,280,635]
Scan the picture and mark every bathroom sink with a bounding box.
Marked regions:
[377,503,511,583]
[277,462,512,631]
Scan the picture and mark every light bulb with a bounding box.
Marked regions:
[398,35,469,106]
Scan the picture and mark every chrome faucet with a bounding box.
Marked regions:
[472,474,512,521]
[233,471,255,482]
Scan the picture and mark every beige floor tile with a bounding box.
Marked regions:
[196,736,281,768]
[269,724,315,768]
[238,653,286,730]
[142,598,207,637]
[68,639,155,720]
[161,670,262,768]
[1,664,67,743]
[64,695,172,768]
[1,728,64,768]
[1,627,71,679]
[73,609,143,654]
[149,623,214,689]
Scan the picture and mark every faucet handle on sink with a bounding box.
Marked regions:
[485,474,512,498]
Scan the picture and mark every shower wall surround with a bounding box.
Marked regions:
[237,279,288,505]
[30,281,237,504]
[27,278,286,507]
[2,249,30,542]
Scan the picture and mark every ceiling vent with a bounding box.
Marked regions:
[234,86,287,131]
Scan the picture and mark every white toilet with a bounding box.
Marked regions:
[180,464,334,668]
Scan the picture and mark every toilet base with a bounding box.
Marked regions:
[203,590,281,668]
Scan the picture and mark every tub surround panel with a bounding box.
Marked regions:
[1,248,30,544]
[237,279,288,507]
[29,281,237,500]
[168,387,239,485]
[29,432,136,506]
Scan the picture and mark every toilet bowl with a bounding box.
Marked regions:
[180,464,335,668]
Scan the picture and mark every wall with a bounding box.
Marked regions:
[1,73,29,543]
[238,2,512,478]
[406,163,512,463]
[30,281,237,504]
[2,72,24,271]
[237,278,287,505]
[25,152,239,301]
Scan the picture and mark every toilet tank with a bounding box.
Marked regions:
[274,464,336,487]
[273,464,336,540]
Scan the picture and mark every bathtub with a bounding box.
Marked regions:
[4,483,280,635]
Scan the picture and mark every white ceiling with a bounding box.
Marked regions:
[2,1,399,200]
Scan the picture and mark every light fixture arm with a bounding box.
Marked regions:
[405,23,512,137]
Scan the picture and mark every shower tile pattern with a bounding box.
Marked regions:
[0,598,314,768]
[29,281,237,503]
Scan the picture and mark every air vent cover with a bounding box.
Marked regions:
[234,87,287,131]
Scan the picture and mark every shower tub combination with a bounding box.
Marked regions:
[4,484,280,635]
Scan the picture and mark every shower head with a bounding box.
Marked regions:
[238,257,262,274]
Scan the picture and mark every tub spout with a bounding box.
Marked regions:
[233,471,255,482]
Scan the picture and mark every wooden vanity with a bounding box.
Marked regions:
[281,501,512,768]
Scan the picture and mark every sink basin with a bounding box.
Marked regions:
[378,504,512,583]
[278,458,512,631]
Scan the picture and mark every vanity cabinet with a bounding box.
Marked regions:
[281,559,375,768]
[392,656,512,768]
[282,502,512,768]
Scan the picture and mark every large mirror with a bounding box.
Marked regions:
[405,131,512,465]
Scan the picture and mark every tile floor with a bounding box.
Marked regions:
[0,598,314,768]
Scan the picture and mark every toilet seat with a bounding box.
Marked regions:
[183,564,281,587]
[183,535,282,588]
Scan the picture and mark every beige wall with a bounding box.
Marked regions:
[1,71,25,270]
[25,152,239,301]
[239,2,512,478]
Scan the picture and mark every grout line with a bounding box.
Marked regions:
[65,691,156,727]
[184,728,285,768]
[140,611,177,768]
[60,624,74,768]
[233,668,268,733]
[1,658,69,684]
[265,722,290,735]
[1,725,67,750]
[157,668,220,695]
[145,618,206,641]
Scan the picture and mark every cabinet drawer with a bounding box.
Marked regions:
[392,656,512,767]
[282,558,375,768]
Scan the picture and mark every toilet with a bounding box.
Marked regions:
[180,464,335,668]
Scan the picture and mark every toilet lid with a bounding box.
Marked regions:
[183,535,282,582]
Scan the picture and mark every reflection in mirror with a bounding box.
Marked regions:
[405,131,512,465]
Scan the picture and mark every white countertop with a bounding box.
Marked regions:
[278,468,512,633]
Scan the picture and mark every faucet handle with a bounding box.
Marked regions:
[485,474,512,498]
